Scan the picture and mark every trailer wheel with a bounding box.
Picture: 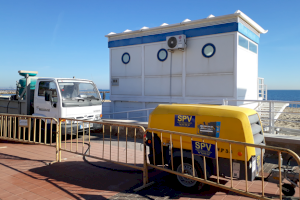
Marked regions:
[173,158,205,191]
[282,183,295,196]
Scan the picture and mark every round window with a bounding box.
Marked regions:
[157,49,168,61]
[122,53,130,64]
[202,43,216,58]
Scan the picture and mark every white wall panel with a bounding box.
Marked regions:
[237,43,258,100]
[111,77,142,95]
[186,75,234,97]
[144,43,182,76]
[113,101,144,120]
[186,34,234,74]
[145,76,182,96]
[111,46,142,77]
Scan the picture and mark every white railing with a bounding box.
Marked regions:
[102,108,155,122]
[258,78,267,100]
[103,99,300,136]
[223,99,300,135]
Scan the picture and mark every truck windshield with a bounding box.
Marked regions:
[58,81,100,101]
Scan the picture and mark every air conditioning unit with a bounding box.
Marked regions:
[166,35,186,50]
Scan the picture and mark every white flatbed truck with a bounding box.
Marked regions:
[0,70,103,136]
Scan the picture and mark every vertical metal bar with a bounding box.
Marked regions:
[44,119,47,144]
[71,121,73,151]
[278,151,282,200]
[33,118,36,143]
[134,128,136,166]
[229,143,233,188]
[50,119,53,145]
[143,130,149,186]
[299,161,300,200]
[18,120,21,141]
[39,119,41,143]
[65,120,67,148]
[160,132,164,168]
[13,117,16,140]
[152,132,156,166]
[118,126,119,162]
[261,148,264,196]
[102,125,104,158]
[146,110,149,122]
[215,141,219,184]
[58,120,61,162]
[82,122,85,154]
[57,120,60,162]
[4,116,7,138]
[170,134,173,171]
[6,116,10,138]
[127,112,129,120]
[89,122,90,156]
[245,145,248,192]
[5,116,7,138]
[180,136,184,174]
[9,117,11,138]
[23,125,25,141]
[5,116,8,138]
[191,138,195,176]
[28,118,31,142]
[126,127,128,163]
[110,126,112,161]
[202,139,207,180]
[0,115,2,137]
[269,101,272,133]
[76,121,79,152]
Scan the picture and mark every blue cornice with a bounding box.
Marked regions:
[238,23,259,44]
[108,22,259,48]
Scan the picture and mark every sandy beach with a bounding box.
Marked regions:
[274,107,300,130]
[0,90,15,94]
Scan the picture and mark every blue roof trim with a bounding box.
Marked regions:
[108,22,259,48]
[238,23,259,44]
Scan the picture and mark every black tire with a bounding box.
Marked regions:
[172,157,206,191]
[282,183,295,196]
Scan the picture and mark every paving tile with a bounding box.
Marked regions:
[45,192,67,200]
[2,140,298,200]
[2,195,24,200]
[0,189,14,199]
[5,187,27,195]
[17,182,40,191]
[17,191,42,200]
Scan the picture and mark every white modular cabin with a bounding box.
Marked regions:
[105,10,268,118]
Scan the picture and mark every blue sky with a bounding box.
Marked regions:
[0,0,299,90]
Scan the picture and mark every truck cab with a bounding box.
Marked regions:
[34,78,103,134]
[0,70,103,136]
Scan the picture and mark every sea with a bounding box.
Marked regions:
[267,90,300,102]
[99,89,110,100]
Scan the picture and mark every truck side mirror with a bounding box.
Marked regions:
[45,90,52,102]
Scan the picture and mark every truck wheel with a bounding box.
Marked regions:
[282,183,295,196]
[173,158,205,191]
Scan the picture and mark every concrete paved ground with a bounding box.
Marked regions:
[0,136,299,200]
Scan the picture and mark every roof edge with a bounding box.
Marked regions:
[235,10,268,34]
[106,11,267,38]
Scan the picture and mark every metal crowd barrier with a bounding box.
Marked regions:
[58,118,149,187]
[146,128,300,200]
[2,112,300,199]
[0,113,59,161]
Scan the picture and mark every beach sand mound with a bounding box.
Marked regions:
[274,107,300,130]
